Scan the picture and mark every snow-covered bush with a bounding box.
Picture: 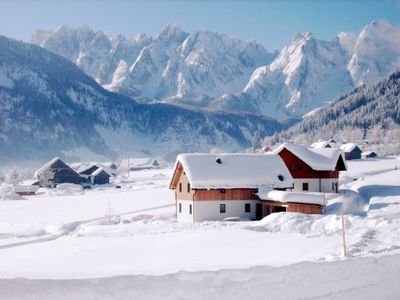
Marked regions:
[0,184,24,201]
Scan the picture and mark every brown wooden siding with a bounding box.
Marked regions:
[263,201,322,214]
[193,188,259,201]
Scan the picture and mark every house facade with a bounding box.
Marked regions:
[274,143,347,193]
[169,153,294,222]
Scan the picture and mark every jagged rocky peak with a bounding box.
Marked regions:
[156,24,188,43]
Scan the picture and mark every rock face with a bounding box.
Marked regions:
[32,21,400,120]
[31,24,274,107]
[211,20,400,120]
[0,35,285,163]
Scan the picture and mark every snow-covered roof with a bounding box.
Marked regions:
[310,140,337,149]
[171,153,293,189]
[118,158,159,170]
[14,185,39,193]
[273,143,347,171]
[91,167,110,177]
[311,141,328,149]
[257,187,326,206]
[340,143,361,153]
[72,162,117,176]
[34,157,61,178]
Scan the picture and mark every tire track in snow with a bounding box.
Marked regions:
[0,204,174,250]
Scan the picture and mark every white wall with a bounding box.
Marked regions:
[177,200,259,222]
[292,178,339,193]
[176,200,194,222]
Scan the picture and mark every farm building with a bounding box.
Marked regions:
[72,162,116,185]
[273,143,347,193]
[34,157,81,187]
[169,153,294,222]
[257,187,325,215]
[362,151,378,159]
[118,158,160,172]
[311,139,338,149]
[340,143,362,160]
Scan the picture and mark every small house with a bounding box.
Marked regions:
[361,151,378,159]
[72,162,116,185]
[169,153,294,222]
[311,140,338,149]
[118,158,160,172]
[340,143,362,160]
[34,157,81,187]
[273,143,347,193]
[89,168,111,185]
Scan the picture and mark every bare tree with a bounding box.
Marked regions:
[38,168,55,188]
[6,168,20,185]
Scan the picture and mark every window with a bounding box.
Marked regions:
[179,183,182,192]
[290,164,294,171]
[297,164,302,171]
[245,203,251,213]
[302,182,309,191]
[187,183,191,193]
[189,204,192,215]
[220,204,226,213]
[219,189,226,193]
[332,182,335,191]
[179,203,182,213]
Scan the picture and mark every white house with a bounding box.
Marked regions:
[169,153,294,222]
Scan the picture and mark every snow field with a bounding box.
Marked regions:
[0,159,400,286]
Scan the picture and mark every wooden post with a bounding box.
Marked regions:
[341,210,347,257]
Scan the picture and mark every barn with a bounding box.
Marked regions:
[72,162,116,185]
[169,153,294,222]
[34,157,81,187]
[340,143,363,160]
[362,151,378,159]
[274,143,347,193]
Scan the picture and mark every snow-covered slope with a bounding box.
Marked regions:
[31,25,274,106]
[264,70,400,155]
[211,20,400,120]
[348,20,400,86]
[0,35,285,164]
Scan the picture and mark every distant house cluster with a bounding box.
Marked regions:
[170,143,347,222]
[34,156,159,188]
[311,139,377,160]
[34,157,116,187]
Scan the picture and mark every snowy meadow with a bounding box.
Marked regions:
[1,158,400,298]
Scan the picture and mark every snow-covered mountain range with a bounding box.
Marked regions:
[31,24,275,108]
[32,21,400,120]
[0,35,285,163]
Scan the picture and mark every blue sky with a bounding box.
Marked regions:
[0,0,399,51]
